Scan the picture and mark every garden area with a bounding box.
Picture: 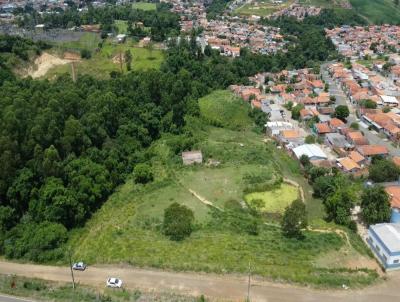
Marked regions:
[67,90,379,288]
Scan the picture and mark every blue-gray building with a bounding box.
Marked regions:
[368,223,400,270]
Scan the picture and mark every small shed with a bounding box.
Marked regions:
[182,151,203,165]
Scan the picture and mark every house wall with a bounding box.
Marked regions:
[367,228,400,270]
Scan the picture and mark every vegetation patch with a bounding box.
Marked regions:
[198,90,252,130]
[132,2,157,11]
[245,183,299,214]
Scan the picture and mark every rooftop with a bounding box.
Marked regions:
[370,223,400,254]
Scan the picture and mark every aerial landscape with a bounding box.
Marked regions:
[1,0,400,301]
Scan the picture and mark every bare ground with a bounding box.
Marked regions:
[25,52,77,79]
[0,261,399,302]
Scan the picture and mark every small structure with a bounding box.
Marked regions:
[368,223,400,270]
[116,34,127,43]
[182,151,203,165]
[292,144,327,161]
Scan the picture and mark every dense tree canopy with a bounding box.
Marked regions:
[361,186,391,225]
[369,158,400,183]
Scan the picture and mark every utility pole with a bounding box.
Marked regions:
[68,249,75,290]
[247,261,251,302]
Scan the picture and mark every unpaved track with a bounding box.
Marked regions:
[1,261,400,301]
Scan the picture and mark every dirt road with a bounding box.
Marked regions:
[1,261,400,301]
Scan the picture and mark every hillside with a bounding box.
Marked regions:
[350,0,400,24]
[68,90,378,288]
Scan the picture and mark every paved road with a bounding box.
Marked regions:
[0,294,36,302]
[321,64,400,157]
[1,261,400,302]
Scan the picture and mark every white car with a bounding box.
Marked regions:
[106,277,123,288]
[72,262,87,271]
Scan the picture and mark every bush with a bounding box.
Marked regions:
[80,49,92,59]
[4,222,67,262]
[348,221,357,232]
[163,203,194,241]
[133,163,153,184]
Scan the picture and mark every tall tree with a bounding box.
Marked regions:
[281,199,308,238]
[361,186,391,225]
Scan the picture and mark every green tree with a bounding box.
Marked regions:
[334,105,350,121]
[350,122,359,130]
[163,202,194,241]
[324,186,356,226]
[291,104,304,120]
[133,163,153,184]
[361,186,391,225]
[305,135,316,144]
[281,199,307,238]
[369,159,400,183]
[360,99,377,109]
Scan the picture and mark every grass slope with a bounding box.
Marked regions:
[198,90,252,130]
[68,90,378,288]
[350,0,400,24]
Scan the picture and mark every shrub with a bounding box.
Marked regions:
[80,49,92,59]
[133,163,153,184]
[163,203,194,241]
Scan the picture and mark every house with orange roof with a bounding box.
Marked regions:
[313,123,333,136]
[385,186,400,209]
[349,150,366,166]
[346,131,369,146]
[337,157,361,173]
[356,145,389,159]
[392,156,400,167]
[278,129,304,146]
[329,118,346,132]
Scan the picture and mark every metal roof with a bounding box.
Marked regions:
[370,223,400,254]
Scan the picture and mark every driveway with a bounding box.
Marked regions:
[1,261,400,302]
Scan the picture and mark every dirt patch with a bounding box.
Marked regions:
[25,52,78,78]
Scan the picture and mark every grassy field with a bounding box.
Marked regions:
[198,90,252,130]
[132,2,157,11]
[115,20,128,34]
[54,32,101,52]
[245,183,299,214]
[298,0,348,7]
[66,90,378,288]
[45,40,163,79]
[350,0,400,24]
[0,274,200,302]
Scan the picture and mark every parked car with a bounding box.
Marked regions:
[106,277,123,288]
[72,262,87,271]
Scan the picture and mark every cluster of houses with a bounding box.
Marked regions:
[230,67,393,175]
[326,25,400,58]
[269,3,321,20]
[328,60,400,142]
[161,0,208,33]
[203,20,286,56]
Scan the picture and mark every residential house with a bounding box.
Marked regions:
[368,223,400,271]
[182,151,203,165]
[292,144,328,161]
[313,123,333,136]
[337,157,361,173]
[356,145,389,159]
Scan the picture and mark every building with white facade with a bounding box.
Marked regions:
[368,223,400,271]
